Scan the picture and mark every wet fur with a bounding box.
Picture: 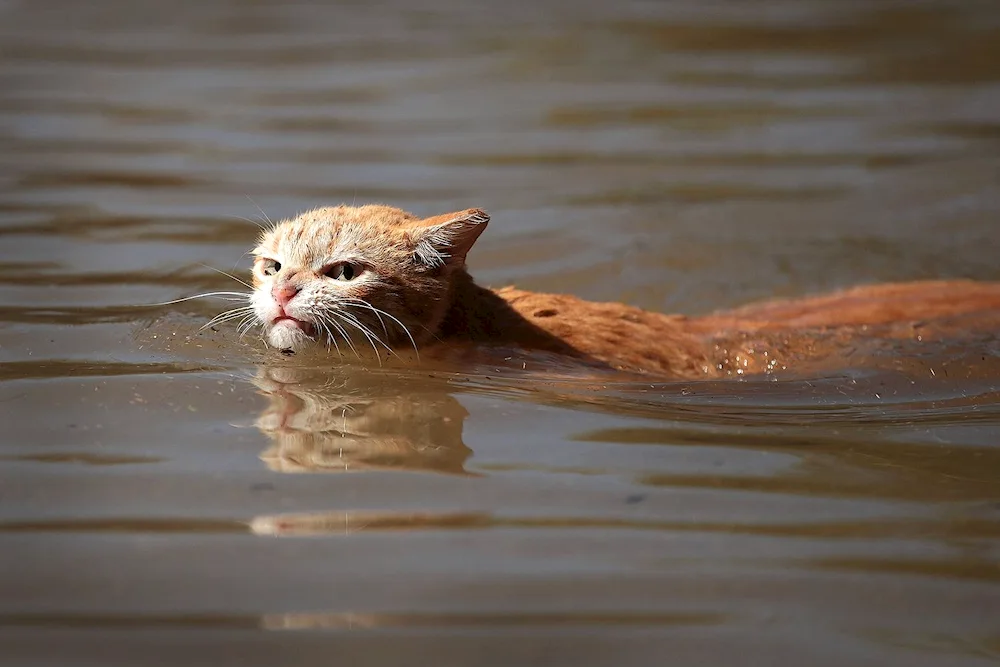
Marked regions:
[247,205,1000,379]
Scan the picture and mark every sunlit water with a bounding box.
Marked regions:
[2,1,999,665]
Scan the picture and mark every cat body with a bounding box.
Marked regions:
[247,205,1000,379]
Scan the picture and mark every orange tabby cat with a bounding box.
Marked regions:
[246,204,1000,379]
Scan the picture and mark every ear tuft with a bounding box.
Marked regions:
[410,208,490,269]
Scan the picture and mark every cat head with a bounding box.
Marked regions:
[250,204,489,353]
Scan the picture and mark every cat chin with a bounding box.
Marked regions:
[266,321,315,351]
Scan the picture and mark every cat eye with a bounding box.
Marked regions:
[261,259,281,276]
[325,261,361,281]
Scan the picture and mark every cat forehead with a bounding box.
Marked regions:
[254,205,418,259]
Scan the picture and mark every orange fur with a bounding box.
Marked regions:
[247,205,1000,379]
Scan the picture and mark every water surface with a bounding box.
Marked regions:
[2,1,1000,665]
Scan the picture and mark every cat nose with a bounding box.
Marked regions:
[272,283,300,307]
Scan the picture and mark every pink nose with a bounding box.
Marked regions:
[272,284,300,307]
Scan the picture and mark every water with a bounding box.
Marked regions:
[2,1,1000,665]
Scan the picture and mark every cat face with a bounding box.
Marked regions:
[250,204,488,353]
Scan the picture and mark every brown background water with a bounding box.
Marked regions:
[2,1,1000,665]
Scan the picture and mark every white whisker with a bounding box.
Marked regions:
[202,312,255,331]
[343,298,419,360]
[230,249,254,274]
[246,195,275,228]
[328,325,343,358]
[201,306,256,330]
[198,263,254,290]
[205,306,255,322]
[317,320,332,353]
[336,311,387,366]
[318,320,343,359]
[237,314,260,339]
[141,291,251,307]
[341,298,388,336]
[225,214,267,231]
[324,316,360,360]
[338,310,391,353]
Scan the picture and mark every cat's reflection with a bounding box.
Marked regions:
[253,365,472,475]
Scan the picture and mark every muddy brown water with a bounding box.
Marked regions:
[2,1,1000,665]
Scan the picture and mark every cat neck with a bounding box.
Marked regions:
[434,269,581,356]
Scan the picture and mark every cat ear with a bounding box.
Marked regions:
[409,208,489,268]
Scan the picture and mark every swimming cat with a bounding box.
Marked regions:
[241,204,1000,379]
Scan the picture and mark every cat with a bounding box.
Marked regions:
[241,204,1000,379]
